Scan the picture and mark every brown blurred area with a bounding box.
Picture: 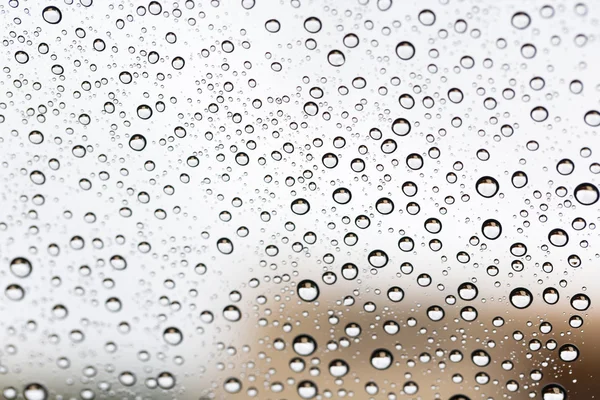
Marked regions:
[206,277,598,400]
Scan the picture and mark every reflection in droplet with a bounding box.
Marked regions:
[370,348,393,370]
[476,176,499,198]
[509,287,533,309]
[395,41,415,60]
[327,50,345,66]
[297,280,319,302]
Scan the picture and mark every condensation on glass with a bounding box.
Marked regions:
[0,0,598,399]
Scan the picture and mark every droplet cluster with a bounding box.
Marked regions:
[0,0,598,399]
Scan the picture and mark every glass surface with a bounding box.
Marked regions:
[0,0,598,399]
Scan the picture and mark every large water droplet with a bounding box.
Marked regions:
[509,287,533,309]
[42,6,62,24]
[370,348,393,370]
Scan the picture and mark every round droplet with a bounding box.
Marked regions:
[391,118,411,136]
[157,372,176,389]
[375,198,394,214]
[548,228,569,247]
[457,282,478,301]
[293,334,317,356]
[223,305,241,322]
[129,134,147,151]
[368,250,388,268]
[511,12,531,29]
[571,293,590,311]
[15,51,29,64]
[217,238,234,254]
[332,188,352,204]
[448,88,464,103]
[304,17,322,33]
[163,327,183,345]
[574,183,599,205]
[171,57,185,70]
[329,359,349,377]
[343,33,359,48]
[543,287,560,304]
[541,384,566,400]
[482,219,502,240]
[471,350,491,367]
[370,348,393,370]
[584,110,600,127]
[327,50,345,67]
[418,9,436,26]
[424,218,442,234]
[531,106,548,122]
[298,280,319,302]
[137,104,153,120]
[42,6,62,24]
[23,384,47,400]
[265,19,281,33]
[387,286,404,302]
[476,176,499,198]
[297,380,318,399]
[5,284,25,301]
[221,40,234,53]
[510,287,533,309]
[556,159,575,175]
[28,130,44,145]
[511,171,528,188]
[395,41,415,60]
[10,257,32,278]
[322,153,338,168]
[383,320,400,335]
[558,344,579,362]
[291,198,310,215]
[427,305,445,321]
[224,377,242,393]
[404,381,419,395]
[304,101,318,116]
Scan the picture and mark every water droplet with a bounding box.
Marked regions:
[511,12,531,29]
[476,176,499,198]
[265,19,281,33]
[541,384,566,400]
[395,41,415,60]
[10,257,32,278]
[297,280,319,302]
[129,134,147,151]
[457,282,478,301]
[332,188,352,204]
[291,198,311,215]
[293,334,317,356]
[217,238,234,254]
[327,50,346,66]
[481,219,502,240]
[559,344,579,362]
[471,349,491,367]
[370,348,393,370]
[163,327,183,345]
[574,183,599,205]
[530,106,548,122]
[224,377,242,393]
[510,287,533,309]
[15,51,30,64]
[418,9,436,26]
[391,118,411,136]
[42,6,62,24]
[23,384,47,400]
[548,228,569,247]
[584,110,600,126]
[304,17,322,33]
